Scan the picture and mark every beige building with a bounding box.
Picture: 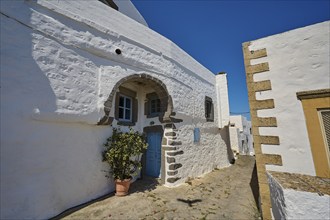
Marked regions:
[243,21,330,219]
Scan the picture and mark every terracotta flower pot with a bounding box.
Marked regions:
[115,179,131,196]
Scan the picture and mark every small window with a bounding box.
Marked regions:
[114,86,137,126]
[145,92,163,118]
[118,95,132,121]
[205,96,214,122]
[150,99,161,114]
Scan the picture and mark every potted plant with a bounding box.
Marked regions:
[102,127,148,196]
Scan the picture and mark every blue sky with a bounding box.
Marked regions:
[132,0,330,120]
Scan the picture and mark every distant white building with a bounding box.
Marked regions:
[0,0,231,219]
[229,115,254,156]
[243,21,330,220]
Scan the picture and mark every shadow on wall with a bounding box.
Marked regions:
[249,163,260,212]
[267,173,287,219]
[219,125,235,164]
[1,8,59,219]
[1,4,113,219]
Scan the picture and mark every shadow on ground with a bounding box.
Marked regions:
[129,176,159,194]
[51,176,159,219]
[54,156,260,219]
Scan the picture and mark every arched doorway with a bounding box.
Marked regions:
[98,74,173,126]
[98,73,174,184]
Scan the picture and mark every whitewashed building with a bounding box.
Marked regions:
[229,115,254,156]
[243,21,330,220]
[0,0,231,219]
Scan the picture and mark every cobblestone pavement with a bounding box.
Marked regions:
[59,156,260,220]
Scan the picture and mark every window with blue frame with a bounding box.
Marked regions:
[118,95,132,121]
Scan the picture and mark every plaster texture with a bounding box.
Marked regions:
[215,73,230,128]
[229,126,241,153]
[268,173,330,220]
[0,0,230,219]
[248,21,330,176]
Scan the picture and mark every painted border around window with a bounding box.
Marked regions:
[319,109,330,151]
[297,89,330,178]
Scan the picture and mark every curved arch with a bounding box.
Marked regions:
[98,74,173,125]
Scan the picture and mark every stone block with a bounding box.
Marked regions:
[249,48,267,59]
[167,157,176,164]
[162,138,167,145]
[258,135,280,145]
[168,140,182,146]
[250,99,275,110]
[250,80,272,92]
[167,177,180,183]
[167,150,184,156]
[260,154,282,166]
[165,132,176,137]
[254,117,277,127]
[165,124,172,128]
[246,63,269,74]
[167,171,178,176]
[169,163,182,170]
[163,146,177,151]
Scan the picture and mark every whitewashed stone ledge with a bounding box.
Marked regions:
[31,108,103,124]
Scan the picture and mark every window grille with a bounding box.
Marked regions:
[150,99,161,114]
[205,96,214,122]
[320,110,330,150]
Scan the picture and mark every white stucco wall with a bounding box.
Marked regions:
[249,21,330,176]
[215,73,230,128]
[268,173,330,220]
[230,115,243,131]
[0,0,230,219]
[229,127,240,153]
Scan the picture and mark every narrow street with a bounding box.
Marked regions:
[58,156,259,220]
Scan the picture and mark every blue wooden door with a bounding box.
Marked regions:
[146,132,162,177]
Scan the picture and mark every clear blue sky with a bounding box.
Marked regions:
[132,0,330,120]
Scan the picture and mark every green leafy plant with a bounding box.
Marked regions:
[102,127,148,180]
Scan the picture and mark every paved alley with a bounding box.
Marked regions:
[57,156,259,220]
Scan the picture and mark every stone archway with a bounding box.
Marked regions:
[98,73,184,185]
[97,73,173,125]
[97,73,179,185]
